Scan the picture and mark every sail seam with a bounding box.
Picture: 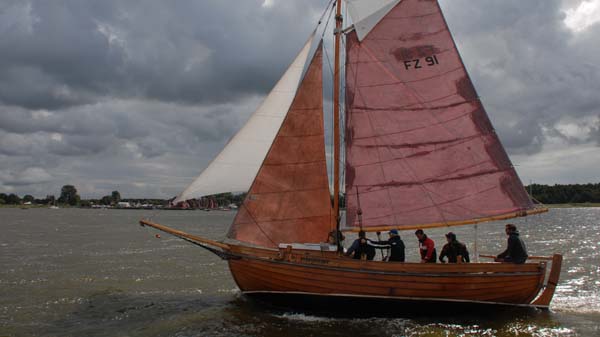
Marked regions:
[236,214,330,224]
[352,167,508,189]
[385,12,439,20]
[352,92,472,113]
[350,65,462,86]
[248,189,329,196]
[355,136,478,149]
[263,160,327,166]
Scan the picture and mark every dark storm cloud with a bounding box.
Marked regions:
[441,0,600,154]
[0,0,326,109]
[1,0,598,197]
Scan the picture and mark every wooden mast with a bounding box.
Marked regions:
[333,0,342,234]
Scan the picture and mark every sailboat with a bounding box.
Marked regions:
[141,0,562,308]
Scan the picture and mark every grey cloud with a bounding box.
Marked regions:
[1,0,599,198]
[0,167,51,186]
[441,0,600,153]
[0,0,326,110]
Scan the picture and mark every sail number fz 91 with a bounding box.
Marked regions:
[403,55,439,70]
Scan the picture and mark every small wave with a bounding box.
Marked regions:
[506,322,577,336]
[273,313,335,322]
[553,293,600,314]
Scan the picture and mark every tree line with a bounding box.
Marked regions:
[3,183,600,206]
[0,185,246,207]
[528,183,600,204]
[0,185,80,206]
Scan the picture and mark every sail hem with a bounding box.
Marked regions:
[342,207,549,232]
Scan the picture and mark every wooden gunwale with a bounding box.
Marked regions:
[237,256,543,278]
[233,258,542,288]
[227,248,544,277]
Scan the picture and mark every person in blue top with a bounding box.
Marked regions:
[344,230,376,260]
[369,229,405,262]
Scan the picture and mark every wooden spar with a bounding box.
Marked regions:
[343,207,549,232]
[333,0,342,229]
[139,219,230,250]
[479,254,554,261]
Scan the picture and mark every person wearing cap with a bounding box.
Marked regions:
[344,230,376,260]
[415,229,436,263]
[439,232,470,263]
[495,224,528,264]
[368,229,405,262]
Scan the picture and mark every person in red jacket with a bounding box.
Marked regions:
[415,229,436,263]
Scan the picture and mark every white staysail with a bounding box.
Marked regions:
[174,33,316,203]
[346,0,402,41]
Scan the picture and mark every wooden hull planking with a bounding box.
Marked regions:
[227,245,555,307]
[138,219,561,308]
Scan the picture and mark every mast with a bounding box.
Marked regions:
[333,0,342,231]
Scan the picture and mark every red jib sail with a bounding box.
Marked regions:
[344,0,535,231]
[228,43,333,247]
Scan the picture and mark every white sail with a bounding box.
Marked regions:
[174,33,315,203]
[346,0,402,41]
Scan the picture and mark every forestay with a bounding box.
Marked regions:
[174,33,316,204]
[344,0,536,231]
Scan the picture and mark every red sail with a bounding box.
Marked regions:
[344,0,534,230]
[228,43,333,247]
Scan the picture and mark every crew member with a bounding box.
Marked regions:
[439,232,470,263]
[344,230,376,260]
[495,224,528,264]
[415,229,436,263]
[369,229,405,262]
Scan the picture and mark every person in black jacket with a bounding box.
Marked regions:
[345,230,376,260]
[439,232,470,263]
[369,229,405,262]
[495,224,528,264]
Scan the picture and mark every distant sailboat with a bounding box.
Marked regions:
[141,0,561,308]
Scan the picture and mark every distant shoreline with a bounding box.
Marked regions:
[545,203,600,208]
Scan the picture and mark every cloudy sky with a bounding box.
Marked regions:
[0,0,599,199]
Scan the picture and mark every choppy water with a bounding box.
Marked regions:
[0,207,599,336]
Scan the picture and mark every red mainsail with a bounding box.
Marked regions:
[228,43,333,247]
[344,0,534,230]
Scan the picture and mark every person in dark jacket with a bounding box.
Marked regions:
[345,230,376,260]
[439,232,470,263]
[415,229,436,263]
[369,229,405,262]
[495,224,528,264]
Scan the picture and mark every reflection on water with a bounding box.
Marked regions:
[0,208,598,336]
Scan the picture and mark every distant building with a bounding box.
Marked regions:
[117,202,131,208]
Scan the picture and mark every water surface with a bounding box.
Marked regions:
[1,208,599,336]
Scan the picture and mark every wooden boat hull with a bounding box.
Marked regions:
[137,220,562,309]
[227,244,557,308]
